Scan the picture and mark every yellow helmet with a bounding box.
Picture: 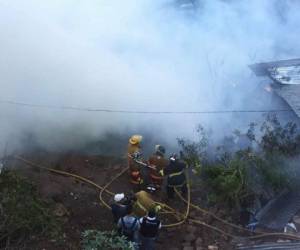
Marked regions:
[129,135,143,145]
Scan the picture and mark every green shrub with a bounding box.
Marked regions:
[0,170,62,247]
[178,115,300,210]
[82,230,134,250]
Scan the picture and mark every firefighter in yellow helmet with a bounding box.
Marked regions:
[132,185,161,217]
[148,145,168,189]
[127,135,143,187]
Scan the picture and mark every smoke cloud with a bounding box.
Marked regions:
[0,0,299,155]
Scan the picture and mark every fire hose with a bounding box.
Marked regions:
[14,156,300,242]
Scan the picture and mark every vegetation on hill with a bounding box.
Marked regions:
[179,114,300,212]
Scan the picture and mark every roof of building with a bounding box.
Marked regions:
[250,58,300,118]
[273,84,300,118]
[249,58,300,77]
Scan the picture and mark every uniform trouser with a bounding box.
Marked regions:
[167,183,187,199]
[140,235,156,250]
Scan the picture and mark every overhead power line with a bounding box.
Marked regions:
[0,100,295,115]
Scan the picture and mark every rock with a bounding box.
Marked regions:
[195,237,203,246]
[186,225,197,234]
[207,245,218,250]
[53,203,69,217]
[184,233,197,242]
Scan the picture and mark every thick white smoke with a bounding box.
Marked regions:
[0,0,299,154]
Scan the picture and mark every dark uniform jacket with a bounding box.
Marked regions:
[139,216,161,238]
[111,203,130,223]
[164,160,186,187]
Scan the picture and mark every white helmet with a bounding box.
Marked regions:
[169,153,178,162]
[114,193,125,202]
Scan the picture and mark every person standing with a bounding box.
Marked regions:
[163,154,187,199]
[117,206,140,248]
[148,145,168,189]
[139,208,161,250]
[127,135,143,187]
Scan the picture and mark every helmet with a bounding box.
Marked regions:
[169,153,178,162]
[129,135,143,145]
[148,207,157,218]
[146,184,157,193]
[132,151,142,159]
[155,145,166,155]
[114,193,125,202]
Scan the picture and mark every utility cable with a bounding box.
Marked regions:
[0,100,296,114]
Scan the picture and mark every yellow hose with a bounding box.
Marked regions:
[15,156,300,241]
[99,166,129,210]
[174,188,256,234]
[162,172,191,228]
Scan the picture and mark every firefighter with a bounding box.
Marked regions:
[132,185,161,218]
[127,135,143,186]
[148,145,168,188]
[162,154,187,199]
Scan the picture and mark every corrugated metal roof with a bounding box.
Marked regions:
[269,65,300,85]
[249,59,300,118]
[273,84,300,118]
[249,58,300,76]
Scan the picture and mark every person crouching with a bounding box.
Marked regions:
[111,193,131,223]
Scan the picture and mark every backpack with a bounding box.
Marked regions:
[121,217,138,241]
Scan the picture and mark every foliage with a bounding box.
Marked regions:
[178,115,300,210]
[178,125,209,173]
[82,230,134,250]
[0,170,62,247]
[260,114,300,156]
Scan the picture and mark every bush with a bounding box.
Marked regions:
[178,115,300,210]
[260,114,300,156]
[82,230,134,250]
[0,170,62,248]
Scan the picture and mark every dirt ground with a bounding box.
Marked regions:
[7,152,234,250]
